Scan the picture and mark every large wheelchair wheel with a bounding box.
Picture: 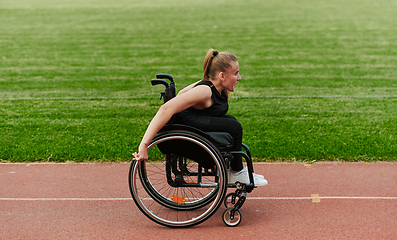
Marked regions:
[129,130,228,228]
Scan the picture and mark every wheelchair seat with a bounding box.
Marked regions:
[205,131,234,149]
[160,124,234,148]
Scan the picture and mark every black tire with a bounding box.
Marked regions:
[222,208,242,227]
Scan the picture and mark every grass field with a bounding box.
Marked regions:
[1,0,397,162]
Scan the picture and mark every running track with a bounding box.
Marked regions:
[1,162,396,239]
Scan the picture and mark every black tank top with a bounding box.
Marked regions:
[186,80,228,117]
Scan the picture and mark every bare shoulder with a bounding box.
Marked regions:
[178,80,209,96]
[179,85,212,109]
[177,83,209,97]
[164,84,211,110]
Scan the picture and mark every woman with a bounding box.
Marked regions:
[133,49,267,187]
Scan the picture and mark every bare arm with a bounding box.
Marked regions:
[177,80,202,96]
[132,85,212,161]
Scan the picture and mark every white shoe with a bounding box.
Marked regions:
[228,167,268,187]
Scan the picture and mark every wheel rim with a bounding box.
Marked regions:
[222,208,242,227]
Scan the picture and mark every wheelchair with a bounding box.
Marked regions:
[129,74,258,227]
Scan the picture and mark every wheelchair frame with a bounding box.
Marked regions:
[129,74,257,227]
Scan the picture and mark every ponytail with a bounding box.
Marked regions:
[202,49,215,81]
[202,49,238,97]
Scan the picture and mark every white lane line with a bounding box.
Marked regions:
[249,196,397,200]
[0,198,132,201]
[1,196,397,201]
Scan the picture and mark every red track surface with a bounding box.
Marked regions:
[1,162,396,239]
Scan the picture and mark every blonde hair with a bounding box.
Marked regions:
[202,49,238,97]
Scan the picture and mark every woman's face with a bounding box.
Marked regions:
[222,61,241,92]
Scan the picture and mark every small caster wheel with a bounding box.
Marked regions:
[222,207,242,227]
[224,193,238,208]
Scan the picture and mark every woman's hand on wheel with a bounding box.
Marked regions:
[132,144,148,161]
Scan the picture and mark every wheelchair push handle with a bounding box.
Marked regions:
[151,79,169,87]
[156,74,174,83]
[151,73,176,103]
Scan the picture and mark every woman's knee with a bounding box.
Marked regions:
[234,122,243,137]
[227,117,243,137]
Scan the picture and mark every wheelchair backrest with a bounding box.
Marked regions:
[151,74,175,103]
